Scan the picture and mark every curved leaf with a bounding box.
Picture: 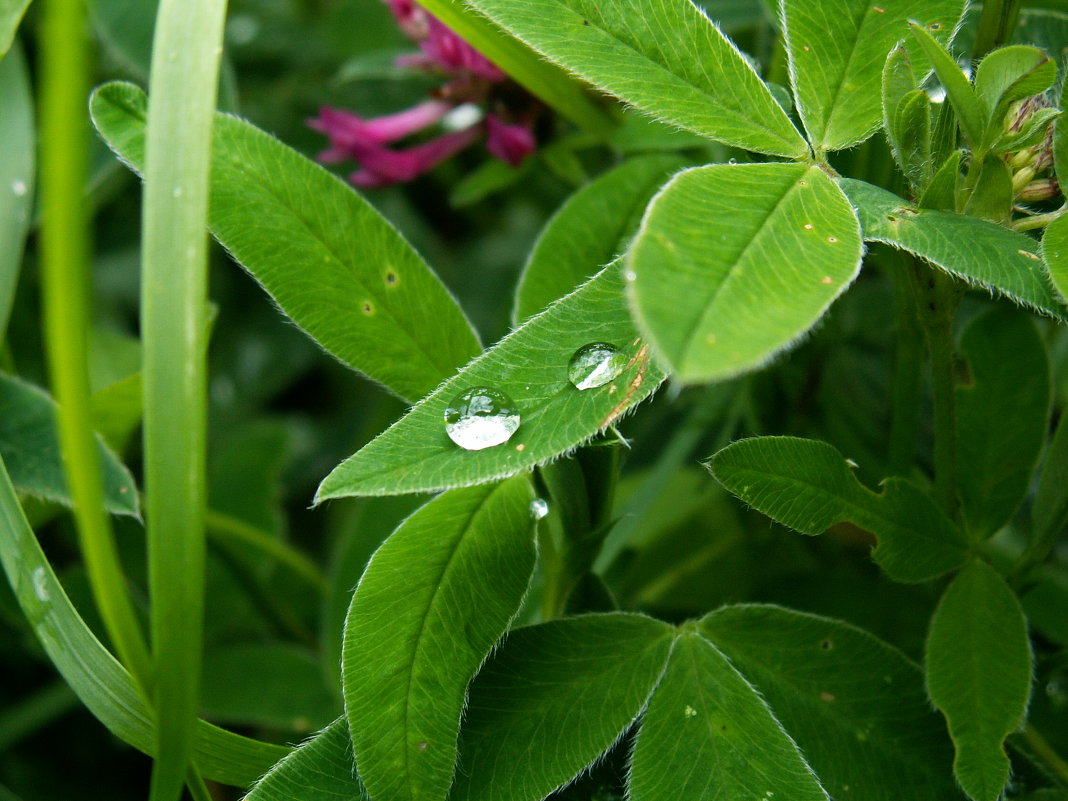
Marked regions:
[513,154,689,324]
[450,613,674,801]
[463,0,809,159]
[701,605,962,801]
[709,436,969,582]
[1043,211,1068,304]
[629,630,829,801]
[0,374,139,516]
[784,0,962,151]
[627,163,862,384]
[343,477,536,801]
[89,81,480,403]
[246,718,366,801]
[0,456,287,787]
[0,0,31,55]
[840,178,1068,320]
[316,266,664,499]
[0,41,33,342]
[926,561,1033,801]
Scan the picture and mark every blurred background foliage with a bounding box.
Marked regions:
[2,0,1067,798]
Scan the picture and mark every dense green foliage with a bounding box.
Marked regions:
[2,0,1067,800]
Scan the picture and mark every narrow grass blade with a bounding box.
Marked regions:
[0,40,32,343]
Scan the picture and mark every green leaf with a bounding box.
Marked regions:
[629,630,829,801]
[450,613,674,801]
[1033,405,1068,549]
[342,477,536,801]
[962,151,1013,223]
[909,22,986,148]
[710,436,969,582]
[513,154,689,324]
[701,605,962,801]
[0,374,139,516]
[882,45,932,188]
[0,455,288,787]
[89,81,481,403]
[0,41,33,342]
[1043,211,1068,304]
[0,0,30,55]
[201,642,338,732]
[926,560,1033,801]
[245,717,367,801]
[627,163,862,384]
[974,45,1057,149]
[920,149,962,210]
[840,178,1068,320]
[955,307,1050,539]
[463,0,809,159]
[88,0,157,80]
[316,266,664,499]
[784,0,962,152]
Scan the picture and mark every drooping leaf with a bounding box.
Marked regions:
[784,0,962,152]
[0,41,33,342]
[0,374,139,516]
[955,307,1050,539]
[0,0,30,55]
[89,81,480,403]
[245,717,366,801]
[513,154,690,324]
[463,0,809,159]
[316,266,664,499]
[627,163,862,384]
[702,605,962,801]
[0,456,288,787]
[342,477,536,801]
[926,560,1033,801]
[629,630,829,801]
[709,436,969,582]
[909,21,985,148]
[840,178,1068,320]
[1043,211,1068,303]
[450,613,674,801]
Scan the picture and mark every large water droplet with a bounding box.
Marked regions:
[444,387,520,450]
[530,498,549,519]
[568,342,627,390]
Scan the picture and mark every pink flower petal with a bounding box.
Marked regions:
[347,125,482,186]
[309,100,452,159]
[485,115,536,167]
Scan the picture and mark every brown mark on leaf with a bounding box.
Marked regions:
[600,344,649,428]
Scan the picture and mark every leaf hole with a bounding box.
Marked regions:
[385,270,398,286]
[803,223,814,230]
[928,21,942,31]
[361,302,375,315]
[819,638,834,650]
[827,236,838,243]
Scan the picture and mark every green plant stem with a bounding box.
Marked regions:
[888,259,924,475]
[1013,206,1067,232]
[38,0,152,684]
[971,0,1023,60]
[141,0,228,798]
[906,258,962,521]
[205,510,327,594]
[1019,723,1068,786]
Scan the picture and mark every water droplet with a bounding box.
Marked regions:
[172,186,183,198]
[568,342,627,390]
[32,567,49,603]
[444,387,520,450]
[530,498,549,519]
[683,705,698,718]
[11,179,27,197]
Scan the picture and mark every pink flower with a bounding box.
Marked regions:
[309,0,537,188]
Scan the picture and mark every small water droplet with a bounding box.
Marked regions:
[172,186,183,198]
[444,387,520,450]
[32,567,49,602]
[417,740,428,751]
[684,705,697,718]
[728,158,738,165]
[623,269,637,282]
[568,342,627,390]
[530,498,549,519]
[11,179,27,197]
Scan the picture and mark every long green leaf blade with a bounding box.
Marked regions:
[710,436,969,582]
[451,613,674,801]
[89,80,481,403]
[513,154,689,324]
[0,455,287,787]
[463,0,809,158]
[0,0,31,55]
[841,178,1068,320]
[0,41,32,342]
[343,477,536,801]
[1043,211,1068,303]
[702,605,962,801]
[629,631,829,801]
[955,307,1050,539]
[627,163,862,384]
[926,561,1033,801]
[316,266,664,499]
[245,718,366,801]
[0,374,139,516]
[784,0,962,152]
